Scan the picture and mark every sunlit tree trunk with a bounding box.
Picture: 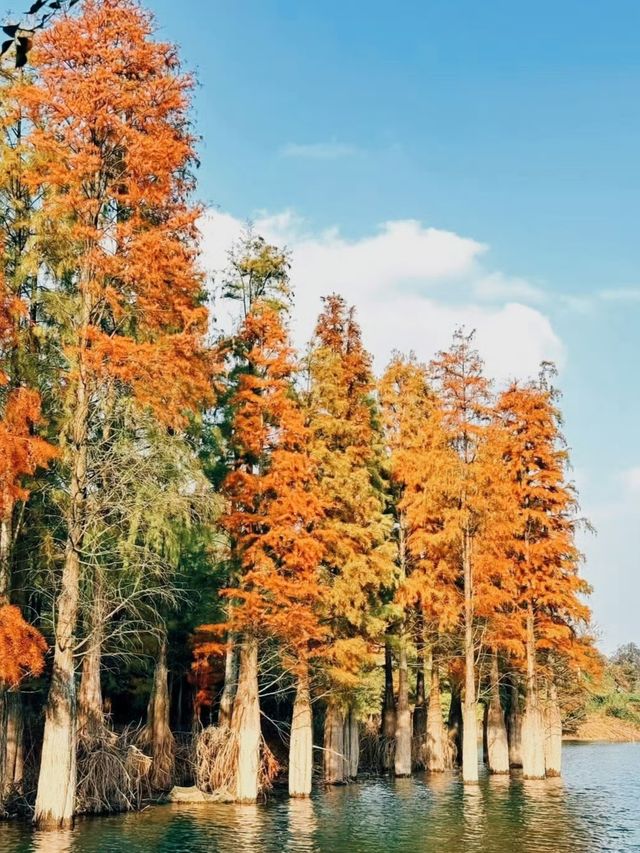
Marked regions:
[521,606,545,779]
[1,693,24,796]
[461,531,478,784]
[543,681,562,777]
[218,631,238,727]
[230,637,260,802]
[426,666,448,772]
[394,633,412,777]
[506,677,523,768]
[486,651,509,774]
[35,333,90,829]
[289,666,312,797]
[323,701,345,784]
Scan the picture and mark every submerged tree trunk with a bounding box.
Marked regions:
[381,640,396,770]
[543,681,562,777]
[426,666,448,772]
[394,635,412,777]
[521,606,545,780]
[230,637,261,802]
[506,677,523,768]
[486,651,509,774]
[447,680,463,766]
[289,666,312,797]
[323,701,345,785]
[148,635,175,791]
[461,531,478,784]
[218,631,238,728]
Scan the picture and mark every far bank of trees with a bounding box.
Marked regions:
[0,0,599,831]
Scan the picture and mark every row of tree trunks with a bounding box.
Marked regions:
[426,667,449,771]
[485,651,509,774]
[323,701,345,784]
[289,668,313,797]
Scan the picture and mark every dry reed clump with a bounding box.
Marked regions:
[195,725,280,797]
[359,725,395,774]
[75,725,152,815]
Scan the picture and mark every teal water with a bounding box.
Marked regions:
[1,743,638,852]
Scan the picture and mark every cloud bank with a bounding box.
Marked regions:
[199,209,565,384]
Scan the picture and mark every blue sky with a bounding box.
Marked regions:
[148,0,640,653]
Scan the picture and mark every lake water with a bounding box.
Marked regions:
[1,742,638,852]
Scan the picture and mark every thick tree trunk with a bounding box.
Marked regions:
[289,667,312,797]
[461,532,478,784]
[230,638,261,802]
[394,635,412,777]
[381,641,396,770]
[148,635,175,791]
[78,598,105,741]
[506,678,523,768]
[543,681,562,777]
[425,667,448,772]
[323,701,345,784]
[343,705,359,779]
[218,632,238,727]
[486,651,509,774]
[521,606,545,780]
[447,681,463,766]
[35,302,92,830]
[413,632,427,761]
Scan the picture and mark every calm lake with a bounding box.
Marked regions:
[1,742,638,853]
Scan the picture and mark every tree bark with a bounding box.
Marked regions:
[343,704,359,779]
[381,640,396,770]
[394,635,412,777]
[323,701,345,784]
[461,530,478,783]
[1,692,24,796]
[543,681,562,777]
[521,605,545,779]
[289,666,313,797]
[230,637,261,802]
[78,596,105,741]
[35,293,92,829]
[148,635,175,791]
[486,651,509,774]
[425,666,448,772]
[447,680,463,766]
[413,633,427,767]
[218,632,238,728]
[506,677,523,768]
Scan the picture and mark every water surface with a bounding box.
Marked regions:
[1,742,638,852]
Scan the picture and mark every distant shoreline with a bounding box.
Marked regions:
[564,713,640,743]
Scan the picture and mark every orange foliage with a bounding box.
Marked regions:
[222,303,326,671]
[0,604,47,687]
[19,0,212,427]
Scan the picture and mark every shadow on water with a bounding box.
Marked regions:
[1,743,639,852]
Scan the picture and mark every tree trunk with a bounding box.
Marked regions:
[35,299,92,830]
[218,631,238,727]
[447,681,463,766]
[486,651,509,774]
[394,635,412,777]
[342,704,359,779]
[461,531,478,784]
[78,597,105,741]
[426,666,448,772]
[381,640,396,770]
[543,681,562,777]
[289,666,313,797]
[506,677,523,768]
[521,605,545,779]
[148,635,175,791]
[413,634,427,766]
[1,692,24,796]
[323,701,345,784]
[230,637,261,802]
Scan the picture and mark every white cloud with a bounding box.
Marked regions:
[199,209,566,383]
[280,141,359,160]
